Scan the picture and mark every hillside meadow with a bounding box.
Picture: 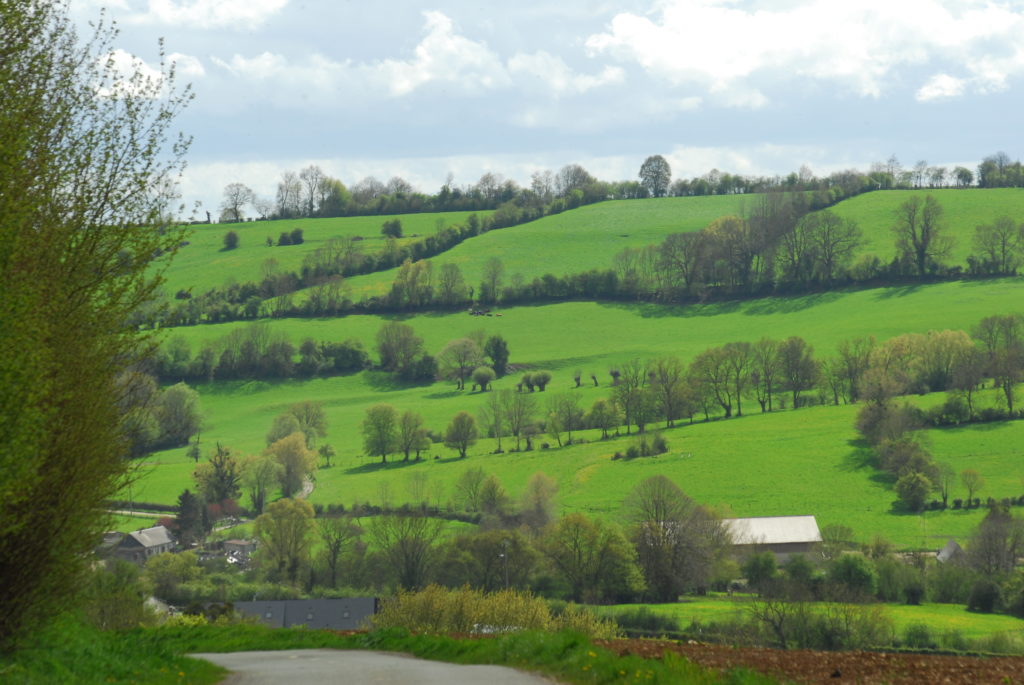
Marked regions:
[160,210,491,296]
[132,277,1024,547]
[275,188,1024,304]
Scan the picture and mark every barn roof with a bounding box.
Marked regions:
[724,515,822,545]
[124,525,173,549]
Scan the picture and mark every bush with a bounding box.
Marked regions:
[651,433,668,454]
[611,607,681,636]
[289,228,303,244]
[223,230,239,250]
[277,231,292,246]
[967,579,1002,613]
[381,219,402,238]
[373,585,618,639]
[828,554,877,600]
[902,622,935,649]
[625,445,640,459]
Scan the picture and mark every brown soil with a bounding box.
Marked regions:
[595,638,1024,684]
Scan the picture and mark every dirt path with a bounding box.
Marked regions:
[192,649,558,685]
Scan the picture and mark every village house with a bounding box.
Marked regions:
[113,525,175,564]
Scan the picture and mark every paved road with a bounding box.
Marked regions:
[192,649,558,684]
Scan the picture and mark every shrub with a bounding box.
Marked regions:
[651,433,668,454]
[967,579,1002,613]
[828,554,877,600]
[625,445,640,459]
[278,231,292,246]
[223,230,239,250]
[381,219,403,238]
[289,228,303,244]
[611,607,681,636]
[373,585,618,638]
[902,623,935,649]
[532,371,552,391]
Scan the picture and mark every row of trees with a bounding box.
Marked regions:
[216,151,1022,226]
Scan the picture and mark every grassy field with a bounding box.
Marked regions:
[323,195,752,300]
[160,210,491,296]
[285,188,1024,303]
[129,277,1024,547]
[608,597,1024,642]
[829,188,1024,266]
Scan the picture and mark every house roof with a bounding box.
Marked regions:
[724,516,822,545]
[123,525,173,549]
[936,538,964,563]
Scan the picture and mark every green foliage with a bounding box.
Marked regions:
[828,554,878,599]
[381,218,403,238]
[0,614,224,684]
[223,230,239,250]
[373,584,619,638]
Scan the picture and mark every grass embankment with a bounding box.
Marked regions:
[148,623,774,685]
[609,597,1024,643]
[161,210,491,296]
[0,615,224,685]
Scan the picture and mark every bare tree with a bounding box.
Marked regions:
[275,170,303,218]
[892,195,954,276]
[220,182,254,222]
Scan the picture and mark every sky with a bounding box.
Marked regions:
[71,0,1024,216]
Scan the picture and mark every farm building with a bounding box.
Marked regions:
[114,525,174,564]
[724,515,822,561]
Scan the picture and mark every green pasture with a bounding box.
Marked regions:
[335,195,750,300]
[160,211,490,296]
[608,598,1024,642]
[830,188,1024,266]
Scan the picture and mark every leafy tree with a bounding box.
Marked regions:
[484,335,510,375]
[318,444,336,468]
[472,365,496,391]
[638,155,672,197]
[649,356,690,427]
[973,216,1024,274]
[625,476,729,602]
[437,338,482,390]
[445,411,478,458]
[154,383,202,447]
[531,370,552,391]
[587,398,621,439]
[436,263,468,306]
[396,410,427,462]
[968,506,1024,576]
[376,321,424,375]
[223,230,239,250]
[828,554,877,599]
[362,403,398,464]
[539,513,644,603]
[265,432,317,499]
[974,314,1024,414]
[173,489,206,547]
[255,498,316,584]
[193,444,242,505]
[548,393,584,444]
[742,552,777,594]
[381,218,402,238]
[241,453,280,515]
[266,412,301,446]
[895,471,932,512]
[287,400,328,448]
[778,336,819,409]
[892,195,954,276]
[144,551,200,601]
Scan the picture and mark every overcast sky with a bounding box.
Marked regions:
[72,0,1024,215]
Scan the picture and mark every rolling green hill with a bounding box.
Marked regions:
[136,277,1024,547]
[160,210,492,296]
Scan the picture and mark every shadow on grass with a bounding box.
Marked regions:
[424,389,463,400]
[872,284,925,299]
[839,438,878,472]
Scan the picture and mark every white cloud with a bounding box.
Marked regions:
[508,50,624,95]
[127,0,288,30]
[586,0,1024,106]
[916,73,966,101]
[168,52,205,78]
[209,11,629,108]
